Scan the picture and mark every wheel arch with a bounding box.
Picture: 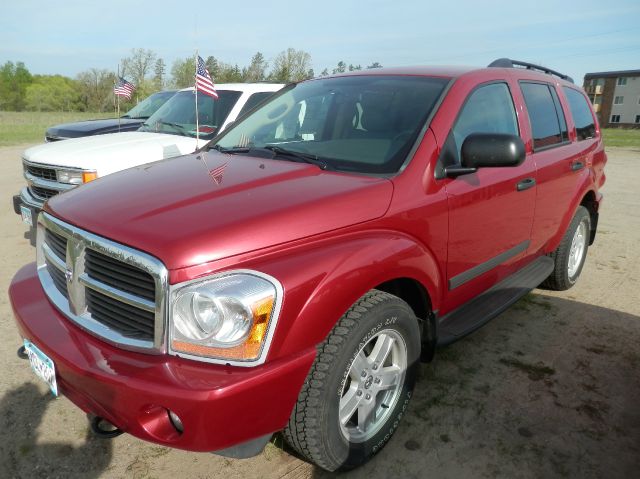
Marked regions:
[265,231,442,361]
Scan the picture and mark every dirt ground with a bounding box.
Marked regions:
[0,145,638,479]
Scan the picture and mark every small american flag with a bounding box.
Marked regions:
[114,77,135,100]
[209,162,227,184]
[195,56,218,99]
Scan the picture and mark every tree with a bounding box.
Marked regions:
[332,61,346,74]
[243,52,268,82]
[0,61,33,111]
[170,57,195,88]
[121,48,156,89]
[348,64,362,71]
[76,68,116,112]
[367,62,383,69]
[153,58,166,90]
[320,68,329,76]
[270,48,312,82]
[205,56,219,80]
[25,75,82,112]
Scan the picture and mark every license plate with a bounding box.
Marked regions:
[24,339,58,396]
[20,206,33,226]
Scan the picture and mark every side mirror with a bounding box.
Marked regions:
[445,133,525,178]
[462,133,525,168]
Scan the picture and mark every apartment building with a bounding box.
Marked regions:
[583,69,640,128]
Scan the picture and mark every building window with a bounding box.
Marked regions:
[636,115,640,124]
[610,115,621,123]
[617,77,627,86]
[614,96,624,105]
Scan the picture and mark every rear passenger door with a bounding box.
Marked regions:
[443,82,537,306]
[519,82,589,253]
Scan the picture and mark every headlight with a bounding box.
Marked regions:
[56,169,97,184]
[169,272,281,364]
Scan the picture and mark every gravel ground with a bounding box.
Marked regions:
[1,145,638,479]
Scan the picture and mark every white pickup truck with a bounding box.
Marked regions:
[13,83,285,242]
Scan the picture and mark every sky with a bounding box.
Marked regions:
[1,0,639,84]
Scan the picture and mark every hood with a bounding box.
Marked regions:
[24,132,203,175]
[47,151,394,271]
[46,118,144,139]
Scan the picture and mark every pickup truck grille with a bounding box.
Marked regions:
[30,185,58,200]
[25,164,57,181]
[37,213,168,352]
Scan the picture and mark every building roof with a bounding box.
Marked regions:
[584,69,640,80]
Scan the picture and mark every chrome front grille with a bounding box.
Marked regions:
[36,212,168,352]
[30,185,59,200]
[25,164,57,181]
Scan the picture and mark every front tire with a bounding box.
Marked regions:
[542,206,591,291]
[284,290,421,471]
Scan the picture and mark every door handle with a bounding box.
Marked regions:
[516,177,536,192]
[571,161,585,171]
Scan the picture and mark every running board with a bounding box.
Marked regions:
[437,256,554,346]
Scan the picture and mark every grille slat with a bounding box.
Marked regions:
[26,164,57,181]
[45,230,67,260]
[86,290,154,338]
[48,264,68,298]
[85,250,155,302]
[30,185,58,200]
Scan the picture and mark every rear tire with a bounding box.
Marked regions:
[542,206,591,291]
[284,290,420,471]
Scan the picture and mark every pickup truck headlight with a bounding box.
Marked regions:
[56,169,97,185]
[169,272,282,364]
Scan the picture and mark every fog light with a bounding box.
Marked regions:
[168,409,184,433]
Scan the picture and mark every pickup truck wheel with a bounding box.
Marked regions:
[542,206,591,291]
[284,290,420,471]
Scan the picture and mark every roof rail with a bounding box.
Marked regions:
[488,58,574,84]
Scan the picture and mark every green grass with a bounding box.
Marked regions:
[601,128,640,148]
[0,111,112,147]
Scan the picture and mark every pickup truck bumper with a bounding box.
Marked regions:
[9,263,316,454]
[13,188,43,246]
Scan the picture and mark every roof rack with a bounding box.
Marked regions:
[488,58,574,84]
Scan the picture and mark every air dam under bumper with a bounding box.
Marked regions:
[9,263,316,453]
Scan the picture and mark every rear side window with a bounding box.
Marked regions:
[563,87,596,140]
[520,82,569,150]
[452,82,518,157]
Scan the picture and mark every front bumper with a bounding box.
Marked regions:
[9,263,315,453]
[13,189,41,246]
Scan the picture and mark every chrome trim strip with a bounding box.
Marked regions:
[23,157,87,172]
[167,269,284,367]
[24,171,75,192]
[37,212,169,353]
[79,273,156,313]
[448,240,530,290]
[42,242,66,272]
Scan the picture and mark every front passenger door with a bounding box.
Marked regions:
[442,82,537,310]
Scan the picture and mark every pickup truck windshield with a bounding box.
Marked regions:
[139,90,242,139]
[212,76,448,174]
[122,91,176,119]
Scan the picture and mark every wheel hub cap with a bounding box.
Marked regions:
[339,329,407,443]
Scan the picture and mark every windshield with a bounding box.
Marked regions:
[139,90,242,139]
[212,75,449,174]
[123,91,176,119]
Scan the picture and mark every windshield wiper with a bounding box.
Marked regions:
[209,144,251,154]
[263,145,330,170]
[147,120,187,136]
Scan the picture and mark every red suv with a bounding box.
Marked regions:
[10,58,606,471]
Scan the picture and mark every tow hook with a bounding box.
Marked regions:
[17,345,28,360]
[89,415,124,439]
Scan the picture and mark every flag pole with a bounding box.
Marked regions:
[117,65,121,132]
[194,51,200,147]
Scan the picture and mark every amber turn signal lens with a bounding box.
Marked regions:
[82,172,98,183]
